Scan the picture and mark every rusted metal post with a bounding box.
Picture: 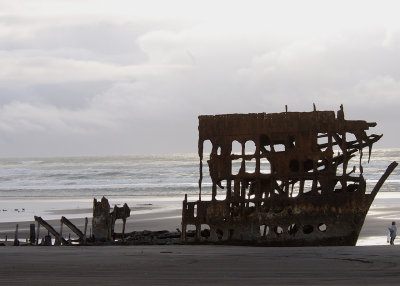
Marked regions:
[57,220,63,246]
[122,218,126,241]
[35,216,68,245]
[61,216,84,243]
[195,223,201,241]
[44,234,52,246]
[36,221,40,245]
[83,217,88,244]
[371,161,398,198]
[29,224,35,245]
[60,220,63,238]
[199,159,202,201]
[181,194,187,243]
[13,224,19,246]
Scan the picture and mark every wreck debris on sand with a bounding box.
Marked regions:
[92,197,130,242]
[27,197,181,246]
[31,197,131,245]
[181,105,398,246]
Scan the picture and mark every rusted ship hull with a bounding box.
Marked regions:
[182,193,375,246]
[181,106,397,246]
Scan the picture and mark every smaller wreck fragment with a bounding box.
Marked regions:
[181,105,397,246]
[28,197,181,246]
[92,197,131,242]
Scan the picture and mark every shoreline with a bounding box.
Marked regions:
[1,192,399,246]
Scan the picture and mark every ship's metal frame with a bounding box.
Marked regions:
[181,106,397,246]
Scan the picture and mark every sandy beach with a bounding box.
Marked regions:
[0,245,399,285]
[0,193,400,285]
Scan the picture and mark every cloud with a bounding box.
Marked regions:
[0,101,114,134]
[0,0,400,156]
[383,28,400,50]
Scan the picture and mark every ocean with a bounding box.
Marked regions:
[0,153,202,199]
[0,149,399,223]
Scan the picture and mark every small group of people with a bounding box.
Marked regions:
[388,221,397,245]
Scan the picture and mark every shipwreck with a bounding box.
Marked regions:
[181,105,398,246]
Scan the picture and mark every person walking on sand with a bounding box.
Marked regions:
[388,221,397,245]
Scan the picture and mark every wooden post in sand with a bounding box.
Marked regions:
[83,217,88,244]
[29,224,36,245]
[122,218,126,242]
[36,221,41,245]
[13,224,19,246]
[181,194,187,242]
[60,220,64,239]
[56,221,64,246]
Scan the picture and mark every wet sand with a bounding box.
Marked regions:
[0,245,399,285]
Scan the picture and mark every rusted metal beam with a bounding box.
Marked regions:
[371,161,398,198]
[61,216,85,241]
[34,216,69,246]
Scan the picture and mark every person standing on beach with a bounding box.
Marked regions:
[388,221,397,245]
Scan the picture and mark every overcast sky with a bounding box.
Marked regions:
[0,0,399,157]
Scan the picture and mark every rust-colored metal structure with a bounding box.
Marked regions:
[181,106,397,246]
[92,197,130,242]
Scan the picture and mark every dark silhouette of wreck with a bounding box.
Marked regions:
[181,105,397,246]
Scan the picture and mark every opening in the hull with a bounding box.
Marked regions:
[288,224,298,235]
[245,140,256,155]
[260,157,271,174]
[303,225,314,234]
[318,133,329,152]
[245,158,256,174]
[304,159,314,172]
[232,158,241,175]
[259,134,271,151]
[185,224,197,239]
[274,144,285,152]
[216,229,224,240]
[303,180,313,195]
[318,223,327,232]
[202,140,212,160]
[260,225,269,237]
[200,224,211,238]
[232,140,242,155]
[273,226,283,235]
[290,181,301,197]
